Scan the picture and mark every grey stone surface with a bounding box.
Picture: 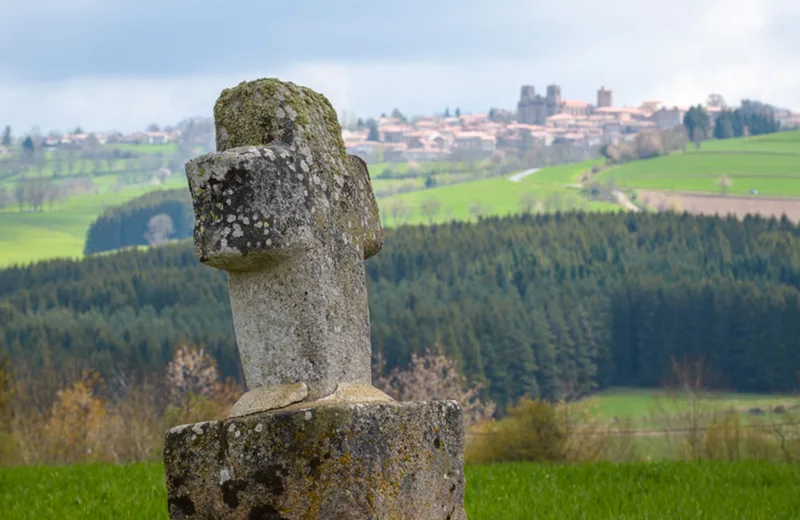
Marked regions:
[184,78,384,408]
[171,79,467,520]
[164,400,467,520]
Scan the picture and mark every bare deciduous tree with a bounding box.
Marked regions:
[518,192,538,214]
[419,197,442,224]
[468,201,485,220]
[717,175,732,196]
[165,344,221,405]
[373,349,496,427]
[155,168,171,185]
[44,184,65,211]
[145,214,174,246]
[387,199,410,226]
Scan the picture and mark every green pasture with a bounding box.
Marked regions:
[3,461,800,519]
[0,157,616,267]
[581,387,798,427]
[0,175,187,267]
[378,160,619,226]
[597,130,800,197]
[110,143,179,154]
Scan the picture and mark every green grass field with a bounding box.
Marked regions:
[378,160,620,226]
[0,174,187,267]
[596,130,800,197]
[3,461,800,519]
[0,159,615,268]
[582,387,797,422]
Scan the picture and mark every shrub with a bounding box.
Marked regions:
[42,370,111,464]
[465,398,634,464]
[374,349,496,428]
[2,347,242,467]
[84,188,193,254]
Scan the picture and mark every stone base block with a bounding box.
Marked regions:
[164,400,467,520]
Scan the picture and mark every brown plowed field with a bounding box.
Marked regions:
[638,190,800,222]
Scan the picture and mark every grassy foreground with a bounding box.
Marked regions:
[2,461,800,519]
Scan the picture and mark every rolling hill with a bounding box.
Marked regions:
[0,158,613,268]
[596,129,800,197]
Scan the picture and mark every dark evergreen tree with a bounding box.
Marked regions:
[3,211,800,411]
[366,120,380,142]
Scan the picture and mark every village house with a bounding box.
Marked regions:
[406,145,450,162]
[379,125,410,143]
[452,131,496,156]
[651,106,689,130]
[561,100,592,117]
[344,140,381,162]
[333,82,796,165]
[381,142,408,162]
[776,110,800,129]
[546,113,578,128]
[640,100,663,112]
[142,132,172,145]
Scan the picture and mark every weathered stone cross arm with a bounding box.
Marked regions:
[184,79,389,417]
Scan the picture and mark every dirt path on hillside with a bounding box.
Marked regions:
[638,190,800,222]
[612,191,641,212]
[507,168,540,182]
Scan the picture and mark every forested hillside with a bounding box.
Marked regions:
[83,188,193,254]
[3,211,800,412]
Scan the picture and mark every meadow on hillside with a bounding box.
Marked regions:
[377,160,618,226]
[3,461,800,519]
[0,158,612,267]
[596,130,800,197]
[0,174,187,267]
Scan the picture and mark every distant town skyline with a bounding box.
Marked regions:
[1,0,798,133]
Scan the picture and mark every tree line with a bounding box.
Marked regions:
[0,118,215,213]
[83,188,194,254]
[2,211,800,413]
[683,99,781,144]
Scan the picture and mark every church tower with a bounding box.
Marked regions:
[597,86,613,108]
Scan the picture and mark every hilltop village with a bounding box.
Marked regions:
[342,85,800,163]
[3,84,797,166]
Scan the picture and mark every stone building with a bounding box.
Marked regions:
[652,106,688,130]
[562,100,591,117]
[597,86,613,108]
[517,84,563,125]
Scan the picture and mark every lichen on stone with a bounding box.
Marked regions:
[213,78,348,171]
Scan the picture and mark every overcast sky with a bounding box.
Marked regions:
[1,0,798,133]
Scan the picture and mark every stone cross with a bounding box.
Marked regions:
[168,79,466,519]
[185,78,388,416]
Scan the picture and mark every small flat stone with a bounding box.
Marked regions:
[228,383,309,418]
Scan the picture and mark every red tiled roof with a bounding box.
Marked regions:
[562,99,590,108]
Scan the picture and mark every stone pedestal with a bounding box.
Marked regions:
[164,400,467,520]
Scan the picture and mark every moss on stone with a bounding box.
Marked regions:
[213,78,347,166]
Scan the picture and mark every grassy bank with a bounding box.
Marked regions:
[377,160,618,226]
[0,174,187,267]
[3,461,800,519]
[0,159,612,268]
[596,130,800,197]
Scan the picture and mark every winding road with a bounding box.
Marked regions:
[507,168,540,182]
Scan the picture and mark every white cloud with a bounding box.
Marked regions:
[1,0,799,132]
